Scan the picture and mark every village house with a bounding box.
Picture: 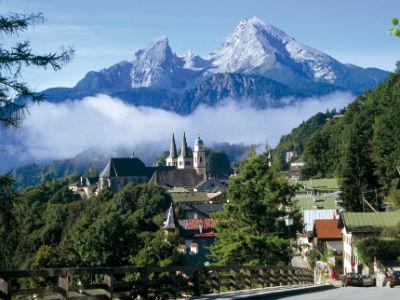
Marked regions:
[339,210,400,274]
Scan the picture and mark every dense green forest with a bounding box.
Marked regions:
[276,71,400,210]
[0,176,183,269]
[273,109,341,170]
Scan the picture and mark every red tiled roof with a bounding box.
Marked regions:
[180,218,215,230]
[314,219,342,239]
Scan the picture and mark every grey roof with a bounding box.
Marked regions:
[148,169,202,188]
[100,157,147,178]
[169,133,178,159]
[194,178,228,192]
[182,203,224,218]
[163,204,177,230]
[179,132,190,158]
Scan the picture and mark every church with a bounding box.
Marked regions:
[166,133,206,180]
[97,133,207,192]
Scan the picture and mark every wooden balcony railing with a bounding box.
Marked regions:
[0,265,314,299]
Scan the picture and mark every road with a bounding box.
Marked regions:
[270,286,400,299]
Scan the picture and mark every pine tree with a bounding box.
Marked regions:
[340,113,381,211]
[209,148,299,265]
[0,12,73,127]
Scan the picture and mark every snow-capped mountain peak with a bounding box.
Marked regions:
[130,36,177,88]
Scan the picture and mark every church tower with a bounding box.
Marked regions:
[193,135,206,179]
[177,132,192,169]
[166,133,178,167]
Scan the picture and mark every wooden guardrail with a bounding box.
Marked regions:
[0,265,314,299]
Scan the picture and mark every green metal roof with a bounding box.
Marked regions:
[299,178,340,192]
[294,194,340,210]
[341,210,400,233]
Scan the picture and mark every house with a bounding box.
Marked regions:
[288,159,305,180]
[163,204,216,265]
[68,176,98,199]
[193,178,228,193]
[302,209,339,234]
[340,210,400,274]
[312,219,343,253]
[285,151,298,164]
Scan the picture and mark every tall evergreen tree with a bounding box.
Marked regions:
[209,148,299,265]
[340,113,381,211]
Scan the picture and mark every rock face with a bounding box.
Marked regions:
[40,17,389,113]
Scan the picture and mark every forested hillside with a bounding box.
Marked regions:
[273,110,340,170]
[0,176,183,269]
[279,71,400,210]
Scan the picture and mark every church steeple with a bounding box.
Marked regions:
[169,133,178,159]
[180,132,189,158]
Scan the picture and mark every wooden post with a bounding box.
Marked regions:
[193,269,201,296]
[229,269,238,291]
[287,268,293,286]
[244,269,251,290]
[264,268,271,287]
[168,270,177,299]
[270,268,277,287]
[279,268,288,286]
[103,274,114,299]
[292,268,298,285]
[58,275,69,300]
[211,271,219,294]
[0,277,11,300]
[139,267,148,300]
[258,268,265,288]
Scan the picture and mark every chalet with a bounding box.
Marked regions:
[312,219,342,253]
[340,210,400,274]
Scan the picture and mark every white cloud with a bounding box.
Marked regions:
[19,92,353,162]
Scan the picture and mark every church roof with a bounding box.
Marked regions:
[195,135,204,145]
[163,204,177,230]
[148,169,202,188]
[100,157,147,178]
[169,133,178,159]
[179,132,191,158]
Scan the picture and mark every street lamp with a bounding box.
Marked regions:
[284,215,294,266]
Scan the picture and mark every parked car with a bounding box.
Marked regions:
[361,275,375,286]
[389,271,400,288]
[342,272,363,287]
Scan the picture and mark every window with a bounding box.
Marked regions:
[200,157,203,163]
[179,161,183,166]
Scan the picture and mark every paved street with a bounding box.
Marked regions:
[270,286,400,299]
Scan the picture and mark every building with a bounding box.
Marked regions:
[166,133,207,180]
[98,156,174,192]
[68,176,98,199]
[340,210,400,274]
[312,219,343,253]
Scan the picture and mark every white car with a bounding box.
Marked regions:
[361,275,376,286]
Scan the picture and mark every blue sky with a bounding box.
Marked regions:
[2,0,400,89]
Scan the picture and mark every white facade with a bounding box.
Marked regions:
[193,136,206,179]
[342,227,359,274]
[167,133,207,179]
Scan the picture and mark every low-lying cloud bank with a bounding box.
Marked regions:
[15,92,353,162]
